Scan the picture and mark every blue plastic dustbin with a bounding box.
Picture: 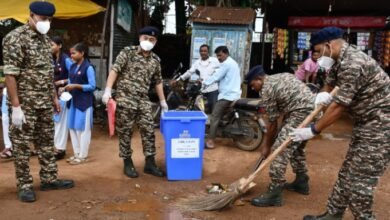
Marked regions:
[161,111,207,180]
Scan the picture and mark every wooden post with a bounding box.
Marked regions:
[98,0,112,89]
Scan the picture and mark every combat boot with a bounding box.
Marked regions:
[144,156,164,177]
[251,185,283,207]
[303,212,343,220]
[40,179,74,191]
[18,189,36,203]
[124,158,138,178]
[284,173,310,195]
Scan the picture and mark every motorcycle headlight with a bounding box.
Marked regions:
[195,95,205,111]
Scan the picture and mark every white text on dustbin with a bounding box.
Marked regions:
[171,138,200,158]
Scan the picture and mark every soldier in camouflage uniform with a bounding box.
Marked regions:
[2,1,74,203]
[290,27,390,220]
[244,65,317,207]
[102,26,167,178]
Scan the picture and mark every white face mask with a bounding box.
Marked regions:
[35,20,51,35]
[140,40,155,51]
[317,44,335,70]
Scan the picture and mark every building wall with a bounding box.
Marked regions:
[191,24,253,81]
[112,0,138,61]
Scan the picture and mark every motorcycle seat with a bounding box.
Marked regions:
[232,98,264,112]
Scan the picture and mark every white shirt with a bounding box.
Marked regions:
[181,57,220,93]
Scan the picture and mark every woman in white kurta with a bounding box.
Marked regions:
[0,88,13,159]
[51,36,70,160]
[60,43,96,165]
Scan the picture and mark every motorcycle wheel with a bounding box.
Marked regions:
[306,83,320,94]
[232,119,263,151]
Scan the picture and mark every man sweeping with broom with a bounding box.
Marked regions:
[290,27,390,220]
[245,65,330,207]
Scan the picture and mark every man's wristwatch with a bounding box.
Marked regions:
[310,123,321,135]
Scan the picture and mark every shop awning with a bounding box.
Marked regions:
[0,0,105,23]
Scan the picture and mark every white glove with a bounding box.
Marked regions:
[102,87,112,105]
[289,127,315,142]
[11,106,26,129]
[315,92,332,106]
[160,100,169,113]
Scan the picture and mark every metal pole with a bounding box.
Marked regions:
[99,0,112,89]
[260,7,266,65]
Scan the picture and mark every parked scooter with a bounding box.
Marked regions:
[179,72,267,151]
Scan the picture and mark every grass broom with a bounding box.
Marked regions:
[177,87,339,211]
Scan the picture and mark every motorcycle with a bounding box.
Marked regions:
[306,67,327,93]
[179,75,267,151]
[92,87,116,128]
[149,63,185,127]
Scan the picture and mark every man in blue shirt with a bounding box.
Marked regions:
[203,46,242,149]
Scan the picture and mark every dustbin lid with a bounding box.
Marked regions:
[161,111,207,121]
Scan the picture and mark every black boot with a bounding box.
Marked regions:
[284,173,310,195]
[251,185,283,207]
[40,179,74,191]
[124,158,138,178]
[303,212,343,220]
[54,150,66,160]
[144,156,164,177]
[18,189,36,202]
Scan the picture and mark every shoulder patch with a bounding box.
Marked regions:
[124,46,137,51]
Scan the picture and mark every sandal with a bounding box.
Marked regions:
[205,140,215,149]
[69,158,87,165]
[66,156,78,163]
[0,148,13,159]
[54,150,66,160]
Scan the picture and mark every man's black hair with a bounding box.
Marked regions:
[214,46,229,55]
[199,44,209,51]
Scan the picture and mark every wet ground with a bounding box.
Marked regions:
[0,114,389,220]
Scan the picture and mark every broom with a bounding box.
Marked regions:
[177,87,339,211]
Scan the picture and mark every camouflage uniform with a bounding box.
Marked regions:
[112,46,162,158]
[324,43,390,219]
[2,24,57,190]
[260,73,315,189]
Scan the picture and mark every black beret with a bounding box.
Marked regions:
[29,1,56,17]
[139,26,160,37]
[310,27,344,46]
[245,65,265,84]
